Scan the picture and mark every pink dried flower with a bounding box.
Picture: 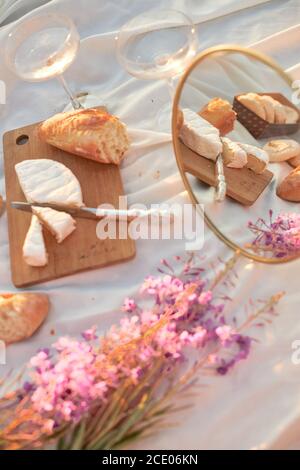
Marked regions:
[216,325,235,343]
[22,255,254,431]
[249,211,300,257]
[82,326,98,341]
[198,291,212,305]
[122,298,137,313]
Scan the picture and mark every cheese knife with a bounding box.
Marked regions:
[215,154,227,203]
[11,201,174,222]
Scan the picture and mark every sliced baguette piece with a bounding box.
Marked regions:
[258,95,275,123]
[238,93,266,120]
[283,105,299,124]
[258,94,286,124]
[39,108,130,165]
[221,138,247,169]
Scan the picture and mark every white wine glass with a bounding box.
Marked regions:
[4,12,84,110]
[116,9,197,129]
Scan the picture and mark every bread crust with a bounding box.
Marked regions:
[289,154,300,168]
[238,94,266,120]
[0,293,49,344]
[263,139,300,163]
[39,109,130,165]
[277,166,300,202]
[199,98,236,136]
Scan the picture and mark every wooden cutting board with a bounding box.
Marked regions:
[3,113,136,288]
[179,140,274,206]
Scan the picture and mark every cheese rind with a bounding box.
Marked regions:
[221,138,247,169]
[179,108,222,161]
[237,142,269,174]
[15,159,84,208]
[32,206,76,243]
[23,215,48,267]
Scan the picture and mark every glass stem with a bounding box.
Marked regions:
[58,74,83,110]
[166,76,178,100]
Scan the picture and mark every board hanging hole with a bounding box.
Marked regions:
[16,135,29,145]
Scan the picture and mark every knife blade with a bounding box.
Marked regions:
[11,202,174,222]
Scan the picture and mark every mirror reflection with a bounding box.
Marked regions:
[174,49,300,261]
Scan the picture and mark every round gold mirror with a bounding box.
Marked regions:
[172,45,300,263]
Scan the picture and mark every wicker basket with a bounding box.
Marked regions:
[233,92,300,139]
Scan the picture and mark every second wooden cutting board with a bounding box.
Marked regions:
[3,114,136,288]
[179,140,274,206]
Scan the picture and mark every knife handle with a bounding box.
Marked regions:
[215,154,226,203]
[95,208,174,222]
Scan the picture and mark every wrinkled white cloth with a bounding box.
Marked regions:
[0,0,300,450]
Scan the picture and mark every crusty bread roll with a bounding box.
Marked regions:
[289,154,300,168]
[199,98,237,136]
[263,139,300,163]
[0,293,49,344]
[277,166,300,202]
[39,108,130,165]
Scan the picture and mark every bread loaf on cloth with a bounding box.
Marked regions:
[39,108,130,165]
[0,293,49,344]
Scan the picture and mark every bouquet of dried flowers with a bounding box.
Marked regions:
[0,253,283,450]
[248,210,300,258]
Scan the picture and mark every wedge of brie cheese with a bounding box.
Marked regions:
[180,108,222,161]
[23,215,48,267]
[15,159,84,208]
[32,206,76,243]
[237,142,269,174]
[221,138,247,169]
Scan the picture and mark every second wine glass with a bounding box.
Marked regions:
[116,9,198,129]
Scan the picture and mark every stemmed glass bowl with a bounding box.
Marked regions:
[116,9,197,128]
[4,13,83,109]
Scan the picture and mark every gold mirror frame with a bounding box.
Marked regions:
[172,44,300,264]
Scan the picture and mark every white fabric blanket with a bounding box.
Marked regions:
[0,0,300,450]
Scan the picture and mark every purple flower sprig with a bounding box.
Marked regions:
[0,254,284,451]
[248,210,300,258]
